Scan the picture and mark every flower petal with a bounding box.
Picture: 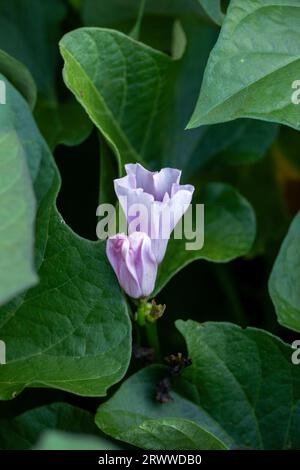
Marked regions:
[106,232,157,299]
[152,167,181,201]
[114,164,195,265]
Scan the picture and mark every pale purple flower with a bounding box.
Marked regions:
[106,231,157,299]
[114,163,194,263]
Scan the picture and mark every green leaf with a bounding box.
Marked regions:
[0,78,131,399]
[153,183,256,296]
[0,211,131,399]
[0,49,36,109]
[0,75,37,305]
[269,211,300,332]
[0,402,102,450]
[176,320,300,450]
[188,0,300,131]
[60,22,277,180]
[35,430,122,450]
[96,365,227,450]
[60,27,171,171]
[0,77,58,274]
[157,18,277,174]
[96,320,300,450]
[199,0,224,26]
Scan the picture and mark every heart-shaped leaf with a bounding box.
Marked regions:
[96,320,300,450]
[0,74,37,305]
[188,0,300,131]
[60,27,171,170]
[0,79,131,399]
[60,24,277,178]
[96,364,227,450]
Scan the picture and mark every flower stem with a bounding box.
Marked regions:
[135,299,161,361]
[145,321,161,362]
[136,303,146,326]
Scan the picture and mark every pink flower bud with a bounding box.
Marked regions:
[106,232,157,299]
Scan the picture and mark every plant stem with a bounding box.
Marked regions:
[145,321,161,361]
[135,299,161,361]
[136,304,146,326]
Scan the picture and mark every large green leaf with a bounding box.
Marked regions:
[0,402,102,450]
[96,320,300,450]
[188,0,300,131]
[269,211,300,332]
[60,27,171,172]
[153,18,277,174]
[60,23,277,181]
[96,364,227,450]
[0,74,37,305]
[60,21,208,176]
[162,17,277,172]
[0,211,131,399]
[153,183,256,296]
[0,79,131,399]
[0,81,59,272]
